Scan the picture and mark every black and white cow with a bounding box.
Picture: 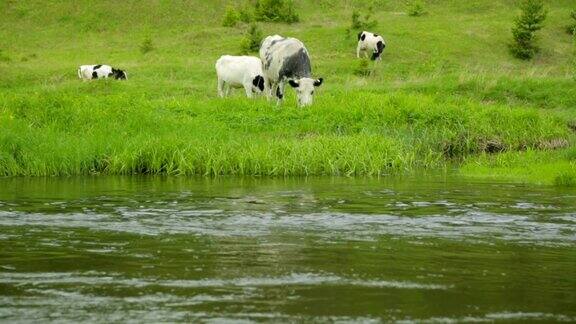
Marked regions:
[259,35,323,107]
[78,65,127,80]
[357,31,386,61]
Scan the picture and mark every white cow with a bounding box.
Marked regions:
[215,55,265,98]
[78,64,127,80]
[259,35,323,107]
[356,31,386,61]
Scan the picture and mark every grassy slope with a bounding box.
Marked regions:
[0,0,574,180]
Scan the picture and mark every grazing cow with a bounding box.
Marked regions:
[259,35,323,107]
[77,65,127,80]
[357,31,386,61]
[215,55,265,98]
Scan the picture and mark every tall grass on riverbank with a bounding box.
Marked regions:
[0,84,568,176]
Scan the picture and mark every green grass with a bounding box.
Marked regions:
[0,0,575,183]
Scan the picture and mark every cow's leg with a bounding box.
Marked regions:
[276,80,285,105]
[244,83,253,98]
[265,78,274,101]
[224,83,231,97]
[356,43,362,58]
[217,78,225,97]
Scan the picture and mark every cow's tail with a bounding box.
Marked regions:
[77,67,82,79]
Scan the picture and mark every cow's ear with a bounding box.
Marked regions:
[314,78,323,87]
[288,80,299,88]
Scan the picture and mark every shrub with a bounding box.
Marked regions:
[222,6,240,27]
[347,8,377,38]
[238,5,254,23]
[254,0,299,23]
[406,0,426,17]
[509,0,547,60]
[240,23,263,54]
[566,10,576,35]
[140,37,154,54]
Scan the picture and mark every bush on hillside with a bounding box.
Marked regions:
[222,6,240,27]
[238,4,255,23]
[509,0,547,60]
[254,0,299,23]
[406,0,426,17]
[346,8,377,38]
[566,10,576,35]
[240,23,263,54]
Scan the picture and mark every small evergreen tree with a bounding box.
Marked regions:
[240,23,263,54]
[509,0,547,60]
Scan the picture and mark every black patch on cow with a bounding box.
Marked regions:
[279,48,311,80]
[92,71,98,79]
[288,80,299,88]
[371,41,385,60]
[276,87,283,99]
[357,32,363,41]
[252,75,265,91]
[360,33,366,41]
[93,64,102,70]
[112,68,127,80]
[314,78,323,87]
[373,33,379,37]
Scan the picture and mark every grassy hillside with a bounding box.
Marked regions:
[0,0,575,182]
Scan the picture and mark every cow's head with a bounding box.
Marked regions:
[252,75,265,94]
[112,68,127,80]
[288,77,323,107]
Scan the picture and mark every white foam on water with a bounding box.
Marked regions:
[0,272,450,290]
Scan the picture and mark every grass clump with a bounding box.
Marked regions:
[406,0,426,17]
[509,0,547,60]
[354,59,374,77]
[240,23,263,54]
[140,36,154,54]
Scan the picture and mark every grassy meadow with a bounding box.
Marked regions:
[0,0,575,183]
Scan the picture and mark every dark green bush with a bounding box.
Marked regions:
[254,0,299,23]
[509,0,547,60]
[566,10,576,35]
[240,23,263,54]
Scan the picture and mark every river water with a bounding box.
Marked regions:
[0,176,575,322]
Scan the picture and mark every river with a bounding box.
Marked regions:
[0,176,575,322]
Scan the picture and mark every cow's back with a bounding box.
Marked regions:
[261,37,311,82]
